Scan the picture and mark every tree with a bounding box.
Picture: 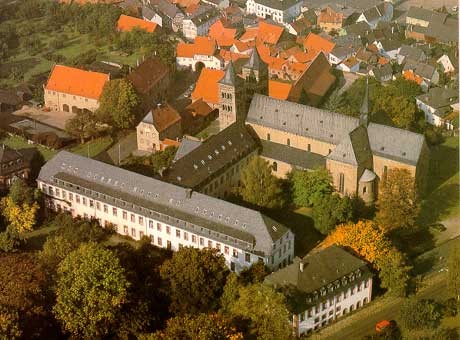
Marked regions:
[220,273,241,314]
[160,247,229,315]
[53,243,129,338]
[239,261,270,285]
[238,157,286,209]
[0,196,39,234]
[447,245,460,301]
[7,178,37,205]
[96,79,140,129]
[374,94,418,129]
[122,146,178,177]
[39,235,76,276]
[291,168,333,207]
[399,297,441,330]
[150,313,243,340]
[377,248,412,297]
[0,305,22,339]
[226,283,293,340]
[312,194,353,234]
[376,168,420,231]
[65,109,99,144]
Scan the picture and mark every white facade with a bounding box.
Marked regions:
[295,276,372,336]
[176,54,223,71]
[182,15,219,40]
[373,41,399,60]
[336,60,360,73]
[37,172,294,274]
[437,54,456,73]
[356,3,393,29]
[246,0,302,25]
[416,98,456,129]
[202,0,229,9]
[143,12,163,27]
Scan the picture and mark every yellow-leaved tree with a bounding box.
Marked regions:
[1,197,39,234]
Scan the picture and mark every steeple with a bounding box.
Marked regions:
[359,76,369,126]
[244,47,261,70]
[219,61,236,86]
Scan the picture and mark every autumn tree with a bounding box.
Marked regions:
[149,313,243,340]
[96,79,140,129]
[0,305,22,339]
[225,283,293,340]
[312,194,353,234]
[447,245,460,301]
[399,297,441,330]
[39,235,76,276]
[291,168,333,207]
[373,95,418,129]
[239,261,270,285]
[160,247,229,315]
[53,243,129,338]
[376,168,420,231]
[238,157,286,209]
[0,196,39,234]
[65,109,99,144]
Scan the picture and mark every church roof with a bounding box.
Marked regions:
[219,62,237,86]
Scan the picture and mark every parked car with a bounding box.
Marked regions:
[376,320,396,332]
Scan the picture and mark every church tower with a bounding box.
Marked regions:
[218,62,239,129]
[240,47,268,116]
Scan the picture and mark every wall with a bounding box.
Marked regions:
[137,122,160,152]
[44,90,100,112]
[326,159,358,197]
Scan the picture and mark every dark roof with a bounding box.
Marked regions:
[244,47,263,70]
[0,89,23,106]
[416,87,458,118]
[378,39,401,52]
[219,62,237,86]
[127,57,169,95]
[149,0,182,19]
[328,125,372,169]
[163,123,258,189]
[370,63,392,81]
[142,5,156,20]
[0,146,38,176]
[361,2,386,22]
[403,59,435,80]
[173,137,202,161]
[342,21,371,36]
[260,140,325,170]
[265,245,371,302]
[141,104,181,132]
[253,0,302,11]
[398,44,424,60]
[189,7,219,26]
[39,151,290,255]
[406,6,447,24]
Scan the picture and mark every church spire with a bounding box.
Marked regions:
[244,47,261,70]
[219,61,236,86]
[359,76,369,126]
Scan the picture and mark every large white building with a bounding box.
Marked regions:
[265,245,373,336]
[416,87,458,130]
[37,151,295,273]
[182,8,220,40]
[245,0,302,25]
[176,37,224,71]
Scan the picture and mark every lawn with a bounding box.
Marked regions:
[0,134,57,160]
[68,136,114,158]
[418,136,460,226]
[266,207,324,258]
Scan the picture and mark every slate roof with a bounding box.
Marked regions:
[174,137,202,161]
[406,6,447,24]
[142,5,156,20]
[39,151,289,255]
[0,146,38,176]
[260,140,325,169]
[342,21,371,36]
[219,62,237,86]
[265,245,371,301]
[403,59,435,80]
[189,7,219,26]
[416,87,458,118]
[244,47,263,70]
[370,63,392,82]
[253,0,303,11]
[398,44,424,61]
[306,0,381,11]
[149,0,182,19]
[164,123,258,189]
[361,2,386,22]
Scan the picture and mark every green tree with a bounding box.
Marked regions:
[65,109,99,144]
[399,297,441,330]
[96,79,140,129]
[149,313,243,340]
[220,273,241,314]
[291,168,333,207]
[0,305,22,340]
[238,157,286,209]
[39,235,75,276]
[160,247,229,315]
[376,168,420,231]
[376,248,412,297]
[122,146,178,177]
[374,94,418,129]
[447,245,460,301]
[239,261,270,285]
[312,194,353,234]
[53,243,129,338]
[226,283,293,340]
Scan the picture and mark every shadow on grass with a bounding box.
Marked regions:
[418,183,460,226]
[426,143,459,195]
[22,224,62,251]
[264,208,324,258]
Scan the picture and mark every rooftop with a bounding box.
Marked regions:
[140,104,181,133]
[126,57,169,95]
[117,14,158,32]
[191,68,225,104]
[252,0,303,11]
[176,36,217,58]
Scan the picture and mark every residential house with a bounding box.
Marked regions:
[287,16,314,36]
[126,57,171,111]
[136,104,182,152]
[437,53,458,74]
[246,0,303,25]
[116,14,158,32]
[356,2,393,29]
[403,59,439,91]
[265,245,373,336]
[416,87,458,129]
[303,32,336,59]
[201,0,229,9]
[317,6,343,33]
[336,56,360,73]
[208,19,237,48]
[163,123,258,198]
[145,0,184,32]
[246,87,429,204]
[44,65,109,113]
[340,21,371,38]
[38,151,295,273]
[182,7,220,40]
[181,98,219,135]
[142,5,163,27]
[329,45,354,65]
[406,6,447,28]
[176,37,222,71]
[372,39,401,60]
[191,68,225,109]
[0,145,39,191]
[369,63,392,82]
[240,20,285,45]
[396,44,426,65]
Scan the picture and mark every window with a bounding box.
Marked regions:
[224,246,229,255]
[56,188,60,197]
[287,138,290,146]
[364,280,369,288]
[157,237,162,246]
[167,241,171,249]
[358,283,362,292]
[192,235,197,243]
[339,173,345,193]
[245,253,251,262]
[184,232,188,241]
[62,191,66,199]
[176,229,181,238]
[104,204,108,213]
[82,197,87,205]
[69,193,73,201]
[157,223,161,231]
[208,240,212,248]
[113,208,117,216]
[308,309,312,317]
[139,216,143,225]
[329,310,333,316]
[216,243,221,251]
[200,238,204,246]
[314,317,319,323]
[123,225,128,234]
[131,228,136,237]
[122,211,127,220]
[230,262,235,271]
[383,165,388,180]
[96,202,100,210]
[300,313,305,322]
[233,249,238,258]
[267,133,271,141]
[166,226,170,234]
[89,200,94,208]
[272,161,277,172]
[131,214,135,223]
[307,144,311,152]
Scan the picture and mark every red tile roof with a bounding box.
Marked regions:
[303,32,335,54]
[191,68,225,104]
[117,14,158,33]
[317,7,343,25]
[239,21,284,45]
[176,37,217,58]
[219,50,249,63]
[403,70,423,85]
[209,20,237,47]
[269,80,292,100]
[45,65,109,99]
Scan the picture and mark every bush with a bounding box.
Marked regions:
[400,297,441,330]
[0,230,21,253]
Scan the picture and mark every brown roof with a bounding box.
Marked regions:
[141,104,181,132]
[183,98,215,118]
[126,58,169,95]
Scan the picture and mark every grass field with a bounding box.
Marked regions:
[0,134,58,160]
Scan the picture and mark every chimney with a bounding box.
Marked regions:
[185,188,193,199]
[299,261,304,272]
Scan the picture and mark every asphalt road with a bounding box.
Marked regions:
[315,273,450,339]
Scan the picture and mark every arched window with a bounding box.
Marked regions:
[287,138,290,146]
[272,161,277,172]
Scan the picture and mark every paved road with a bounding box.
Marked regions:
[315,273,450,339]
